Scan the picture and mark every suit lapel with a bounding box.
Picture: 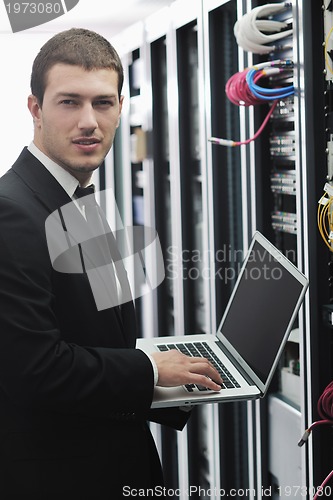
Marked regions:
[12,148,73,215]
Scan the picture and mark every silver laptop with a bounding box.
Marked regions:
[137,231,308,409]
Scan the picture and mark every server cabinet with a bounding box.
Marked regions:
[108,0,329,498]
[229,1,328,498]
[203,0,251,494]
[310,0,333,492]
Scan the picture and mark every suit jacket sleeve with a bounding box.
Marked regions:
[0,194,155,420]
[148,407,191,431]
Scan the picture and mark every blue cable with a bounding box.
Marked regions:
[246,68,294,101]
[248,86,294,101]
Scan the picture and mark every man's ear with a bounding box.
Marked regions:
[28,94,42,128]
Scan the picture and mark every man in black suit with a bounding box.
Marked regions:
[0,28,222,498]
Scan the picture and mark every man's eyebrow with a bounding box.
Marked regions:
[55,92,117,99]
[55,92,81,98]
[94,95,118,100]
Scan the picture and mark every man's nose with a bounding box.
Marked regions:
[78,104,98,130]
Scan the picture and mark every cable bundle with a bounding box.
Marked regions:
[225,62,293,106]
[298,381,333,499]
[324,14,333,78]
[317,184,333,252]
[246,66,294,101]
[318,380,333,421]
[209,60,294,147]
[233,2,293,55]
[225,68,266,107]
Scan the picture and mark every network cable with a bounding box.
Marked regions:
[317,184,333,252]
[324,25,333,77]
[234,2,293,55]
[298,380,333,499]
[246,67,294,101]
[209,60,294,147]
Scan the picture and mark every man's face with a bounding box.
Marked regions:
[28,63,123,182]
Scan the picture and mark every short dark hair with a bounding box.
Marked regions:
[30,28,124,105]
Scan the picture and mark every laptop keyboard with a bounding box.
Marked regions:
[157,341,241,392]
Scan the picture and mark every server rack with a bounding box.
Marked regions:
[205,1,250,492]
[312,0,333,493]
[107,0,330,498]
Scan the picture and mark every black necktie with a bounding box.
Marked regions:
[74,185,95,199]
[74,185,121,309]
[75,184,95,198]
[74,185,100,232]
[74,185,133,313]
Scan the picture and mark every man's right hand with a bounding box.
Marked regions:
[151,349,223,391]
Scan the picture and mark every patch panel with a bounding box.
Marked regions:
[271,211,297,224]
[269,132,296,157]
[271,222,297,234]
[270,171,297,195]
[271,97,295,121]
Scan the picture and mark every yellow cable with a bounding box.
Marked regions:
[324,25,333,76]
[318,194,333,252]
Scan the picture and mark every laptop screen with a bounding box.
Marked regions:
[219,236,306,386]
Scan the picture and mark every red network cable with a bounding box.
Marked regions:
[209,65,287,147]
[298,381,333,499]
[225,68,264,106]
[317,380,333,420]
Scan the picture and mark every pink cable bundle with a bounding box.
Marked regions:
[209,67,278,147]
[317,380,333,420]
[225,68,264,106]
[297,381,333,499]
